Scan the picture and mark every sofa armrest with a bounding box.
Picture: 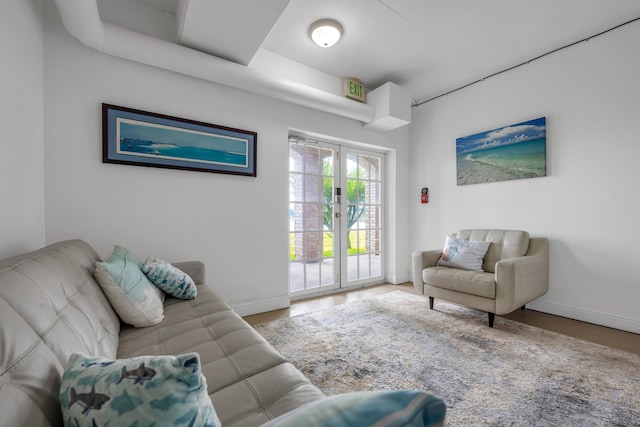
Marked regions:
[172,261,206,286]
[411,250,442,294]
[494,238,549,314]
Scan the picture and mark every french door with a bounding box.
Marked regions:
[289,137,384,296]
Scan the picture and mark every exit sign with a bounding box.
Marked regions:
[344,78,365,103]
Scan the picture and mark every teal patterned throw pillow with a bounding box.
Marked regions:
[60,352,219,427]
[142,257,197,299]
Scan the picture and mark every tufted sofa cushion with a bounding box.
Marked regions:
[0,240,120,426]
[118,284,324,427]
[455,229,529,273]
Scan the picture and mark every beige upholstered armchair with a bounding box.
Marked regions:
[412,229,549,327]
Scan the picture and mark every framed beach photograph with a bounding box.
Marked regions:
[102,104,257,176]
[456,117,546,185]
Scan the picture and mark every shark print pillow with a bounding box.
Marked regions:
[60,352,220,427]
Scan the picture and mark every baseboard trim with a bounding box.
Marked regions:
[528,300,640,334]
[386,272,410,285]
[232,295,290,317]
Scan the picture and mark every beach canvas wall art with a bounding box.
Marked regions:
[456,117,546,185]
[103,104,257,176]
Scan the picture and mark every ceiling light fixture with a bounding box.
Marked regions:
[309,19,343,48]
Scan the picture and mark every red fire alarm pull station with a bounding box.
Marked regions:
[421,188,429,204]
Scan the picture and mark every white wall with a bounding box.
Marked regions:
[43,2,410,315]
[409,22,640,333]
[0,0,46,259]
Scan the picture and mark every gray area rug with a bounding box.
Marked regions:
[253,291,640,426]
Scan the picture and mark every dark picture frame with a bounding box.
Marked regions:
[102,104,257,176]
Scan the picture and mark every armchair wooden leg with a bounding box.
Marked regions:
[521,305,526,311]
[429,296,434,310]
[488,312,495,328]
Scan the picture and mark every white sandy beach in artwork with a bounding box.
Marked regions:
[457,138,546,185]
[456,118,546,185]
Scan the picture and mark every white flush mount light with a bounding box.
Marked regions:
[309,19,343,48]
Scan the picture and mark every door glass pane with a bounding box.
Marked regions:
[290,144,304,173]
[347,182,359,204]
[323,231,334,258]
[368,228,381,254]
[367,206,380,228]
[290,173,304,202]
[304,145,320,174]
[322,148,333,176]
[305,175,322,203]
[323,177,333,230]
[347,256,357,281]
[290,203,303,232]
[369,156,380,180]
[366,181,381,204]
[348,229,361,254]
[321,261,334,285]
[371,254,382,276]
[347,153,358,171]
[359,155,369,178]
[323,204,333,232]
[304,204,321,231]
[290,232,302,261]
[358,254,370,280]
[306,263,320,288]
[305,232,323,261]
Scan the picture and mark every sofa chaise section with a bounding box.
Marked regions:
[117,267,324,427]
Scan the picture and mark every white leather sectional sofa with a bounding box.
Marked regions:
[0,240,324,426]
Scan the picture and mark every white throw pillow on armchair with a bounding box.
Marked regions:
[437,236,491,271]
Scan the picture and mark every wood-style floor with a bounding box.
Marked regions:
[243,283,640,356]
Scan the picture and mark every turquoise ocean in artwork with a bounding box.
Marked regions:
[119,141,247,166]
[456,138,546,185]
[118,120,248,167]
